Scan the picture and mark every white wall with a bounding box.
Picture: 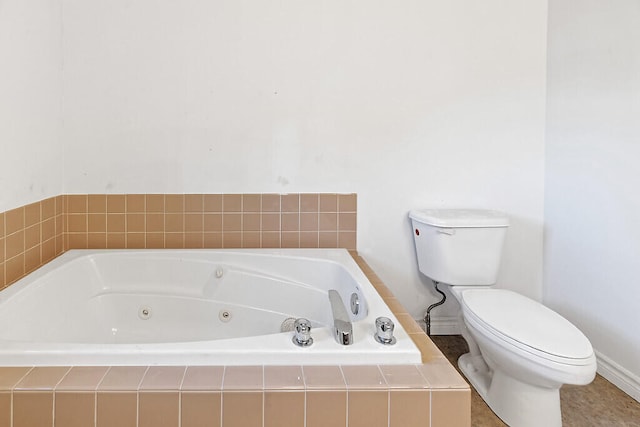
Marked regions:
[60,0,548,319]
[0,0,63,212]
[545,0,640,399]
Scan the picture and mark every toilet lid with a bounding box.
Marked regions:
[460,289,593,362]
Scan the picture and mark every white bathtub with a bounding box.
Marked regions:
[0,249,420,366]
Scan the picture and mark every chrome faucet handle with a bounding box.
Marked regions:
[374,316,396,345]
[292,318,313,347]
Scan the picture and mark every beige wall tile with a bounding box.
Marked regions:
[264,391,304,427]
[306,391,347,427]
[126,194,145,212]
[338,232,357,250]
[87,233,107,249]
[204,214,222,232]
[88,214,106,232]
[54,391,95,427]
[0,212,4,238]
[281,213,299,231]
[261,213,280,231]
[107,213,126,232]
[41,198,56,219]
[185,213,204,232]
[165,232,185,248]
[223,232,242,248]
[380,365,429,389]
[25,224,40,250]
[146,194,165,212]
[139,391,180,427]
[25,246,41,273]
[165,213,184,232]
[165,194,184,213]
[13,391,53,427]
[300,194,319,212]
[126,232,145,248]
[203,194,223,212]
[242,232,261,248]
[67,195,87,214]
[281,232,300,248]
[107,195,126,213]
[319,213,337,231]
[303,366,346,390]
[222,391,262,427]
[348,391,388,427]
[300,231,319,248]
[182,392,221,427]
[261,232,280,248]
[242,194,261,212]
[431,389,471,427]
[42,218,55,240]
[338,194,357,212]
[319,194,338,212]
[146,232,164,248]
[88,194,107,213]
[222,213,241,232]
[203,232,223,248]
[281,194,299,212]
[264,366,304,390]
[5,207,24,235]
[56,367,109,391]
[338,212,357,231]
[14,367,70,390]
[243,213,261,231]
[223,194,242,212]
[5,254,24,284]
[300,212,319,231]
[185,232,204,248]
[67,214,87,233]
[126,213,145,232]
[0,367,31,390]
[261,194,281,212]
[0,391,10,427]
[319,231,338,248]
[342,366,387,389]
[181,367,224,391]
[140,366,186,391]
[389,390,430,427]
[223,366,263,391]
[6,230,25,259]
[146,213,164,232]
[25,202,41,227]
[185,194,204,212]
[97,392,137,427]
[98,367,147,391]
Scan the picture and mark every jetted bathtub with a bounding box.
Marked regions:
[0,249,421,366]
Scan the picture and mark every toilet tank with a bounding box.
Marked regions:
[409,209,509,286]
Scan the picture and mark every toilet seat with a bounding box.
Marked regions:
[460,289,594,366]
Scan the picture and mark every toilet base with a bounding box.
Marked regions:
[459,353,562,427]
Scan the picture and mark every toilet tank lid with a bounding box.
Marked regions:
[409,209,509,228]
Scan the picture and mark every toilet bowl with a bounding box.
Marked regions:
[453,287,596,427]
[409,209,597,427]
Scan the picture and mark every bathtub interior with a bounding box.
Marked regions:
[0,249,422,366]
[0,250,372,344]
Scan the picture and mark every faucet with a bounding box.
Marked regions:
[328,290,353,345]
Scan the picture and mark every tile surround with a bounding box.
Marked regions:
[0,195,470,426]
[0,193,357,289]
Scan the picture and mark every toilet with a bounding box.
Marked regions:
[409,209,597,427]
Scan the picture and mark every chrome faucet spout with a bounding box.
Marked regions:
[328,289,353,345]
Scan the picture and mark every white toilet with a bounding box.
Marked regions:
[409,209,597,427]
